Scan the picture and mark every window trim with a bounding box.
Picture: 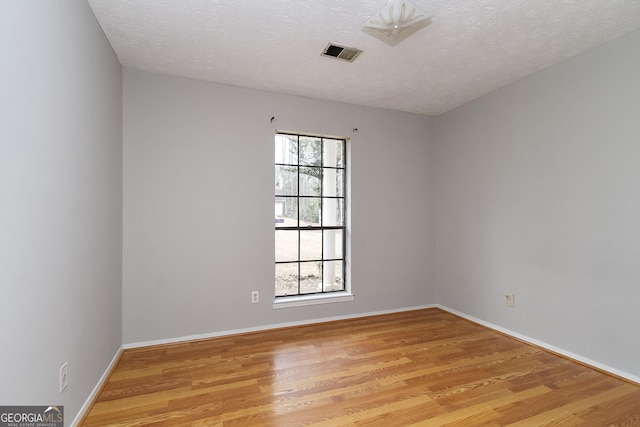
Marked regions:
[272,291,354,309]
[274,132,349,301]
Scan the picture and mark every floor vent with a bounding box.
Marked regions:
[322,43,362,62]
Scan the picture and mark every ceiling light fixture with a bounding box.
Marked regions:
[363,0,432,45]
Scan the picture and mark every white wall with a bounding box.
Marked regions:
[0,1,122,425]
[123,69,437,344]
[436,29,640,378]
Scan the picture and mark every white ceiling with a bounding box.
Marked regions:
[88,0,640,116]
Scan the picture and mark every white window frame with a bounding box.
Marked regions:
[274,132,352,308]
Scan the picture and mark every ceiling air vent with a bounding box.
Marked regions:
[322,43,362,62]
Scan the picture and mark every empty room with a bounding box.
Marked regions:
[2,0,640,425]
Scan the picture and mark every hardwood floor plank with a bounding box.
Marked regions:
[574,389,640,425]
[409,386,551,426]
[495,374,620,424]
[80,308,640,426]
[501,383,639,426]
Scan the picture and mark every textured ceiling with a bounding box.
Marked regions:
[88,0,640,116]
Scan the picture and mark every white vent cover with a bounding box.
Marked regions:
[322,43,362,62]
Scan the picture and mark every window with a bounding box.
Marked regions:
[275,133,346,297]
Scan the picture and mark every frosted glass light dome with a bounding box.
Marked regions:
[363,0,432,44]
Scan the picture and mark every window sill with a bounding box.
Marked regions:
[272,292,354,309]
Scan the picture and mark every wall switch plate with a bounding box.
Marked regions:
[251,291,259,304]
[505,294,515,308]
[60,362,68,392]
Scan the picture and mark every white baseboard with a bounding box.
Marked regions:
[71,346,123,427]
[123,304,437,350]
[437,304,640,385]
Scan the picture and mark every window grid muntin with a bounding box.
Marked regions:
[275,133,346,297]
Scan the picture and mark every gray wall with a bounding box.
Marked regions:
[0,1,123,424]
[436,29,640,378]
[123,69,437,344]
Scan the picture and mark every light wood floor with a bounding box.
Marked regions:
[80,308,640,426]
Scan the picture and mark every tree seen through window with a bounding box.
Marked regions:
[275,133,346,296]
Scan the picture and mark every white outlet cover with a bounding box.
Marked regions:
[505,294,515,307]
[59,362,68,392]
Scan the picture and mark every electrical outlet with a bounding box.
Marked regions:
[251,291,259,304]
[59,362,68,393]
[505,294,515,308]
